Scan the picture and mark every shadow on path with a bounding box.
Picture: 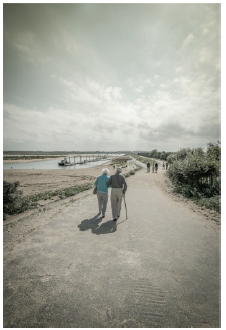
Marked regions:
[78,214,102,232]
[78,215,117,235]
[92,220,117,235]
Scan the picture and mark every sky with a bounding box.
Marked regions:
[3,2,221,152]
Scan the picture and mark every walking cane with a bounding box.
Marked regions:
[123,194,128,219]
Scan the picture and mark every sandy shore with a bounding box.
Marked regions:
[3,160,117,197]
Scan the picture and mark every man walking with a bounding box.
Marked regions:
[107,167,127,221]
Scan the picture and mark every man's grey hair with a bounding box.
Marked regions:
[102,168,109,175]
[116,167,122,173]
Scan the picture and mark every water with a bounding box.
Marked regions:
[3,158,109,170]
[3,154,64,157]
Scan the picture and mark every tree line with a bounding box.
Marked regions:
[137,149,172,161]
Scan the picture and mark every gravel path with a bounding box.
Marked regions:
[3,163,220,327]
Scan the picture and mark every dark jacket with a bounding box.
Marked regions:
[107,173,127,192]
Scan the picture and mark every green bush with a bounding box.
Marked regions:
[3,181,33,215]
[167,142,221,213]
[167,143,220,196]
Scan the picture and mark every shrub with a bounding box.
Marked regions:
[167,146,220,197]
[3,181,33,215]
[167,142,221,212]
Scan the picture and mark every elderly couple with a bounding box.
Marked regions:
[94,167,127,221]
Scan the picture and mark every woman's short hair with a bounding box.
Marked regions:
[102,168,109,175]
[116,167,122,173]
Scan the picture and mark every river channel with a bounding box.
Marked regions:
[3,158,109,170]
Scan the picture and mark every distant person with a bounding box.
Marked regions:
[166,162,168,170]
[107,167,127,221]
[94,168,110,218]
[152,164,154,173]
[155,162,158,173]
[147,162,150,173]
[162,162,165,170]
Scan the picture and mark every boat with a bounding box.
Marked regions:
[58,158,75,166]
[58,160,65,166]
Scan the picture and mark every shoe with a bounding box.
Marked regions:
[97,212,101,215]
[113,218,117,221]
[102,215,105,218]
[117,215,120,218]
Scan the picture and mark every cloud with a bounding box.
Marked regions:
[3,3,220,151]
[3,60,220,151]
[181,33,195,53]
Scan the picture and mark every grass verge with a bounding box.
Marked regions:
[3,181,93,217]
[172,184,220,213]
[124,165,142,177]
[193,196,220,213]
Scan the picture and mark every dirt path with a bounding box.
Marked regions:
[3,163,220,327]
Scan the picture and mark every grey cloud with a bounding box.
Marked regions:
[139,122,184,140]
[139,121,220,146]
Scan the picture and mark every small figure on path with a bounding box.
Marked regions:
[94,168,110,218]
[107,167,127,221]
[152,163,154,173]
[147,162,150,173]
[162,162,165,170]
[155,162,158,173]
[166,162,168,170]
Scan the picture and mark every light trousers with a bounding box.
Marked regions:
[97,192,108,215]
[111,188,123,219]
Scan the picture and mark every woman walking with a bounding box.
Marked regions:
[94,168,110,218]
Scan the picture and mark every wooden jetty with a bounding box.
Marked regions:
[58,154,108,166]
